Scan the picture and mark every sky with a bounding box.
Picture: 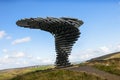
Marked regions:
[0,0,120,70]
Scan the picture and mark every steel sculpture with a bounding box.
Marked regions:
[16,17,83,67]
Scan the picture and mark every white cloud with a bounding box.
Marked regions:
[42,59,53,64]
[27,55,33,59]
[35,56,54,64]
[0,55,15,65]
[0,30,6,39]
[0,51,26,68]
[70,49,95,62]
[2,49,8,53]
[99,46,110,54]
[4,55,9,59]
[80,54,93,60]
[36,56,41,60]
[15,62,21,65]
[0,30,12,40]
[23,60,28,65]
[12,37,31,45]
[2,49,25,58]
[4,52,25,59]
[15,60,28,66]
[70,44,120,62]
[114,44,120,52]
[3,51,25,58]
[70,53,94,62]
[98,44,120,54]
[117,45,120,50]
[14,52,25,58]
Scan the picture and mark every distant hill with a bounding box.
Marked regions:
[88,52,120,62]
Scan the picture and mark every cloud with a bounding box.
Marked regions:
[114,44,120,52]
[74,44,120,62]
[4,52,25,59]
[70,53,94,62]
[70,49,95,62]
[117,44,120,50]
[15,60,28,65]
[0,30,12,40]
[98,44,120,54]
[0,30,6,39]
[0,53,28,70]
[35,56,54,64]
[2,49,8,53]
[99,46,110,54]
[12,37,31,45]
[2,49,25,58]
[14,52,25,58]
[26,55,33,59]
[80,54,94,60]
[0,51,26,66]
[70,44,120,62]
[0,55,15,65]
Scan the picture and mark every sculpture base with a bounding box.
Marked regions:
[55,64,73,69]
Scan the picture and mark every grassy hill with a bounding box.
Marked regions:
[0,65,54,80]
[85,52,120,76]
[11,69,104,80]
[0,65,104,80]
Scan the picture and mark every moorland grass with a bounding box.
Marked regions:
[11,69,104,80]
[87,58,120,76]
[0,65,54,80]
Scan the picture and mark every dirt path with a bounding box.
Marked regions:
[65,66,120,80]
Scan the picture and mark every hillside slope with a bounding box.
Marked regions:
[85,52,120,76]
[88,52,120,61]
[0,65,54,80]
[65,66,120,80]
[11,69,104,80]
[0,65,105,80]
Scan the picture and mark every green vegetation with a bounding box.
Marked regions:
[87,58,120,76]
[0,65,54,80]
[30,65,55,71]
[93,64,120,76]
[11,69,104,80]
[85,52,120,76]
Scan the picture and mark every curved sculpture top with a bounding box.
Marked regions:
[16,17,83,67]
[16,17,83,32]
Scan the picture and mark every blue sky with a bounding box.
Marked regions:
[0,0,120,70]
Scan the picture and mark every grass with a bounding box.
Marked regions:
[92,64,120,76]
[0,65,105,80]
[11,69,104,80]
[0,65,54,80]
[86,58,120,76]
